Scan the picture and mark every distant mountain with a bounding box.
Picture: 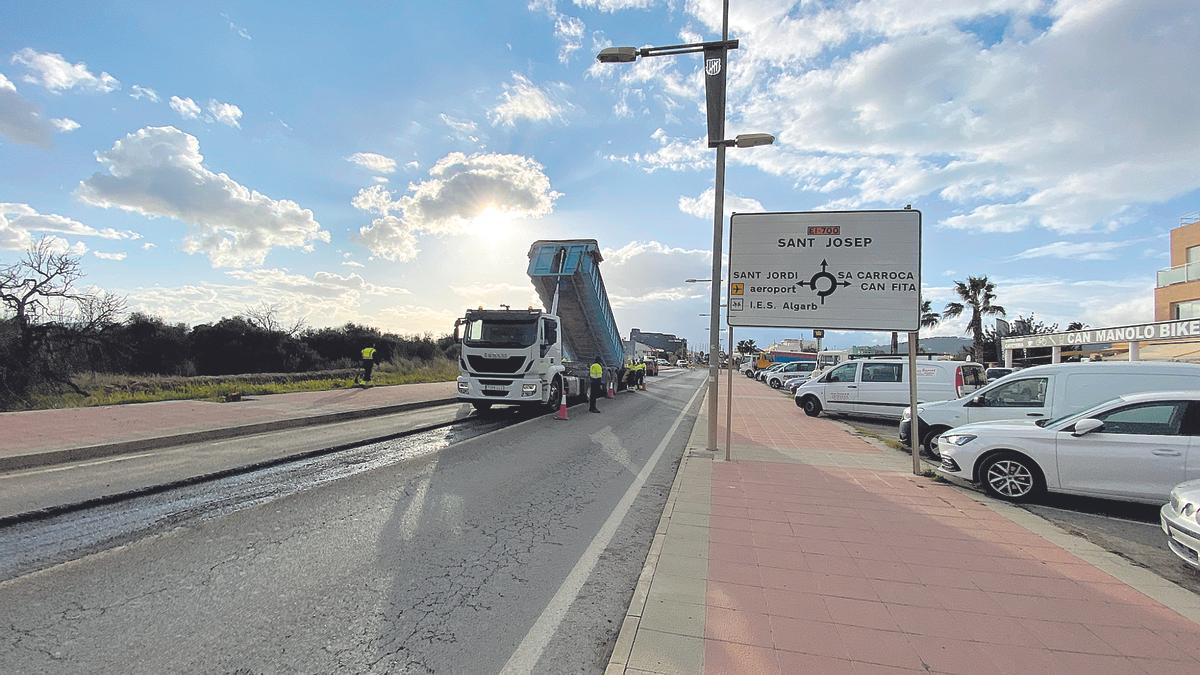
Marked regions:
[854,336,973,355]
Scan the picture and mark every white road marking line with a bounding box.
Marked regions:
[500,379,706,674]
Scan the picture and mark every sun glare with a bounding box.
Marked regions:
[474,206,516,243]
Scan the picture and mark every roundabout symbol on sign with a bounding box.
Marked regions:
[795,259,850,304]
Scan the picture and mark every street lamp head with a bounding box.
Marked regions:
[596,47,639,63]
[684,278,712,283]
[734,133,775,148]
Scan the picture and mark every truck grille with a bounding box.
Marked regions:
[467,355,526,373]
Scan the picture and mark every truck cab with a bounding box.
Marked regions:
[456,308,574,412]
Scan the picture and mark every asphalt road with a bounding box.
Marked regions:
[0,369,704,674]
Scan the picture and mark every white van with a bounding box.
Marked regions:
[901,362,1200,454]
[794,358,986,420]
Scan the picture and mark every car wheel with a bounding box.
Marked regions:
[979,452,1043,502]
[922,426,950,458]
[769,378,781,389]
[800,396,822,417]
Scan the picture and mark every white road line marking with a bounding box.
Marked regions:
[500,379,706,674]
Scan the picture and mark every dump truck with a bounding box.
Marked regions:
[455,239,625,411]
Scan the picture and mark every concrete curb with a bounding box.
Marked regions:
[0,396,460,472]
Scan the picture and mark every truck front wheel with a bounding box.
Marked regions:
[545,377,563,413]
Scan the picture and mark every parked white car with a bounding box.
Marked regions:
[937,391,1200,504]
[901,362,1200,455]
[755,363,785,382]
[794,358,986,420]
[1162,479,1200,571]
[765,361,817,389]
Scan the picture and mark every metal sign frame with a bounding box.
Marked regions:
[726,209,922,332]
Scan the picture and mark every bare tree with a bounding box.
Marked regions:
[0,238,125,403]
[244,302,307,337]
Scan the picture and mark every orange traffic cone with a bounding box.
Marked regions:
[555,388,569,420]
[606,379,615,399]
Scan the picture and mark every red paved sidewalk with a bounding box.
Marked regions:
[0,381,456,460]
[610,375,1200,674]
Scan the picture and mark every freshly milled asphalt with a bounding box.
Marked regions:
[0,370,704,674]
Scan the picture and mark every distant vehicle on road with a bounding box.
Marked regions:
[644,357,658,376]
[1162,479,1200,571]
[675,359,687,367]
[902,362,1200,456]
[656,358,670,366]
[937,391,1200,504]
[795,359,985,420]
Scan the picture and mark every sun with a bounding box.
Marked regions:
[473,206,517,243]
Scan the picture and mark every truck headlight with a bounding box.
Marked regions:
[522,383,538,396]
[940,434,976,447]
[457,380,469,394]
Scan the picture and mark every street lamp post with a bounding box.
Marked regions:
[598,0,774,453]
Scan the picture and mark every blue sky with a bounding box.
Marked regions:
[2,0,1198,353]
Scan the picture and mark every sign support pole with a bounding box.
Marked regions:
[725,325,734,462]
[908,330,920,476]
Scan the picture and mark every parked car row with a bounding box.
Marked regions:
[778,356,1200,571]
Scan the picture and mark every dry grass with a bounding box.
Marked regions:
[25,358,459,410]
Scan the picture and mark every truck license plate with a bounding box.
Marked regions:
[482,385,508,391]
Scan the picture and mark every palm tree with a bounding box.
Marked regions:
[921,300,940,330]
[736,338,757,354]
[1066,321,1087,331]
[890,300,943,354]
[942,276,1006,360]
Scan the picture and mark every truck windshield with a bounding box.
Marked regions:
[465,319,538,348]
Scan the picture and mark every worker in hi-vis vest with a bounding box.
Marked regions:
[588,358,603,413]
[358,343,377,383]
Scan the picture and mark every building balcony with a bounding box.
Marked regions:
[1157,261,1200,288]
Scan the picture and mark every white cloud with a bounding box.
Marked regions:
[346,152,397,174]
[610,0,1200,236]
[0,202,140,251]
[355,151,560,261]
[573,0,653,10]
[342,260,365,268]
[142,242,156,250]
[50,117,80,132]
[93,251,127,261]
[206,99,243,128]
[169,96,201,120]
[78,126,329,267]
[124,270,436,333]
[220,12,253,40]
[1010,240,1132,261]
[129,84,159,102]
[678,187,764,220]
[439,113,479,142]
[0,73,53,146]
[608,128,710,172]
[488,74,571,127]
[601,240,712,306]
[10,48,119,93]
[404,160,420,171]
[555,15,586,62]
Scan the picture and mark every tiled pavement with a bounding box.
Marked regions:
[608,375,1200,674]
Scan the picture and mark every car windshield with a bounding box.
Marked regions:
[464,319,538,348]
[1038,397,1123,428]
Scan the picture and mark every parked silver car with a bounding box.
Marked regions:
[1163,479,1200,571]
